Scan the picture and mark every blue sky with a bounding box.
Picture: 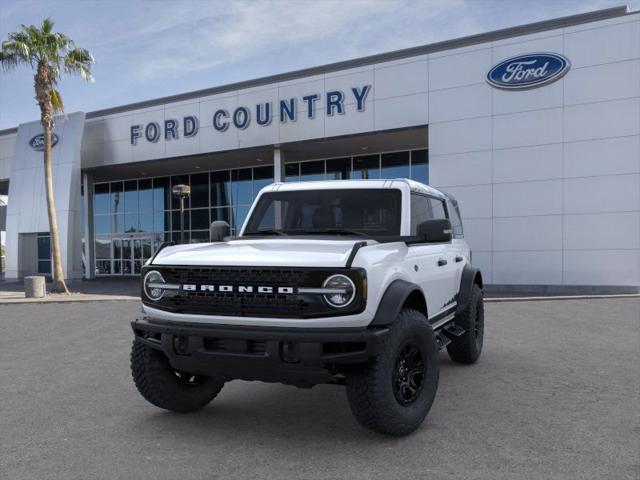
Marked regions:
[0,0,635,130]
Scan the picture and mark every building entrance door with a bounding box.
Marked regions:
[113,235,153,275]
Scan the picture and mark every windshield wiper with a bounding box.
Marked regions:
[243,228,287,236]
[303,228,368,237]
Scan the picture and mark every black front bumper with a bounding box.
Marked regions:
[131,317,389,386]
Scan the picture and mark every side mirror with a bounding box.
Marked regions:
[416,219,452,243]
[210,221,230,242]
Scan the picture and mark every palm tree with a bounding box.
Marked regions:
[0,18,94,293]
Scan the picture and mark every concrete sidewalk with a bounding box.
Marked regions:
[0,277,139,303]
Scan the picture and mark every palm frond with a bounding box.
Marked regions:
[41,17,54,35]
[0,51,20,70]
[2,39,29,56]
[64,47,94,81]
[50,88,64,113]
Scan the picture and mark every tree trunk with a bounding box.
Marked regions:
[36,63,69,294]
[43,122,69,294]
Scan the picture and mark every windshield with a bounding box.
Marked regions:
[242,189,402,237]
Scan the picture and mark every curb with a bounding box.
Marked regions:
[484,293,640,303]
[0,295,139,305]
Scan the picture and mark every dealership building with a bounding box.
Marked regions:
[0,5,638,292]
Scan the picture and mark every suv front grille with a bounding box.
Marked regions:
[143,266,365,319]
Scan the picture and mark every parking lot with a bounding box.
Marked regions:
[0,297,638,480]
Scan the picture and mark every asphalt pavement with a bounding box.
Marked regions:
[0,298,638,480]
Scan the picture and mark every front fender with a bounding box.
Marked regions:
[369,279,425,327]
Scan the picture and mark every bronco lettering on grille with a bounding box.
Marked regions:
[182,284,296,294]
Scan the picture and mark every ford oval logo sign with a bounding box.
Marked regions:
[29,133,59,151]
[487,53,570,90]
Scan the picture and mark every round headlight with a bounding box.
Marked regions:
[322,274,356,308]
[143,270,165,301]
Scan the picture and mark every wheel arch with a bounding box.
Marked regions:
[370,279,428,327]
[456,265,483,315]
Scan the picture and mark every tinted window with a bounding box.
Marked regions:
[410,194,431,235]
[411,149,428,184]
[410,194,448,234]
[190,208,210,230]
[300,160,325,181]
[110,182,123,215]
[244,189,402,237]
[37,234,51,260]
[124,180,138,212]
[326,158,350,180]
[94,183,110,214]
[352,155,380,179]
[447,198,464,238]
[253,166,274,196]
[231,168,252,205]
[381,151,409,179]
[430,198,447,220]
[210,171,230,207]
[190,173,209,208]
[138,179,153,212]
[285,163,299,182]
[153,177,170,211]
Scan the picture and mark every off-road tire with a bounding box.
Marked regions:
[345,309,439,436]
[447,283,484,364]
[131,339,224,413]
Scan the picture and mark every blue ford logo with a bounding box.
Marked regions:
[487,53,570,90]
[29,133,59,151]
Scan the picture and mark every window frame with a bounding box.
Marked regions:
[409,192,450,231]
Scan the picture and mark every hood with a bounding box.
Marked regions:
[151,238,367,268]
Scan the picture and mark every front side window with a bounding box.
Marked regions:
[243,189,402,237]
[410,193,449,234]
[430,198,447,220]
[410,194,430,235]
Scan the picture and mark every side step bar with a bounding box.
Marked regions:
[432,318,466,350]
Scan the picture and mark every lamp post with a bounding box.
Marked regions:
[172,184,191,244]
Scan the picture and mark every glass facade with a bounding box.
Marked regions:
[93,165,274,275]
[37,232,51,275]
[91,149,428,275]
[287,149,428,184]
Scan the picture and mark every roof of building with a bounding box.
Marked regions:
[0,5,632,136]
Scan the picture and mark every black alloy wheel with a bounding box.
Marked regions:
[392,341,425,405]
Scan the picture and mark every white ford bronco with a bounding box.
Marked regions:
[131,179,484,436]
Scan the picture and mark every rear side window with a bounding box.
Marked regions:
[447,199,464,238]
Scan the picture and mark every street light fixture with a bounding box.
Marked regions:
[172,184,190,244]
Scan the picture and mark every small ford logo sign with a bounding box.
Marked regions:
[29,133,59,151]
[487,53,570,90]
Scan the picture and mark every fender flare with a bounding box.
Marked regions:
[369,279,426,327]
[456,264,483,315]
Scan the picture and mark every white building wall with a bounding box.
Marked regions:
[429,12,640,288]
[80,57,430,168]
[0,133,16,181]
[5,113,85,280]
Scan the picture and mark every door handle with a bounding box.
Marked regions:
[455,256,464,263]
[437,259,447,267]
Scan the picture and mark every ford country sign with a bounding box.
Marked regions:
[487,53,570,90]
[29,133,59,151]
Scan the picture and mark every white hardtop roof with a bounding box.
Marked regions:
[261,179,446,199]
